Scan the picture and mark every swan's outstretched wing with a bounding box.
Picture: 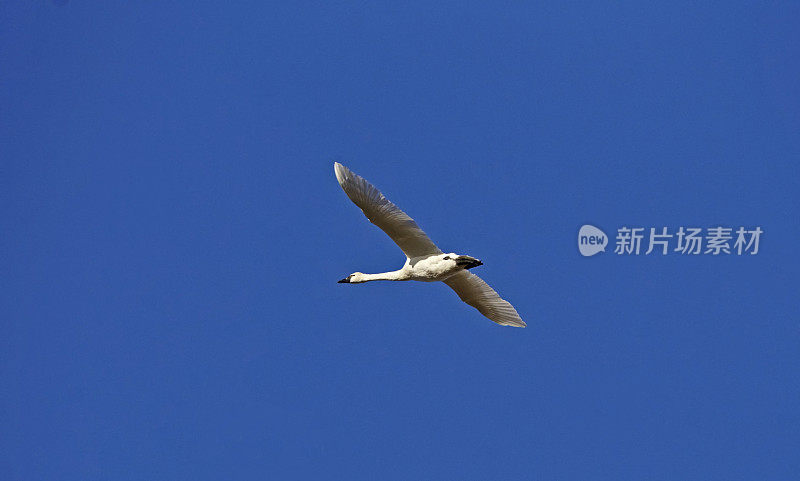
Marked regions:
[443,271,526,327]
[334,162,442,258]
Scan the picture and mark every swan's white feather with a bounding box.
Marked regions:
[334,162,442,259]
[443,271,526,327]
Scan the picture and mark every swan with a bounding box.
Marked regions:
[334,162,526,328]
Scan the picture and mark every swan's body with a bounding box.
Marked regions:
[334,162,526,328]
[340,254,483,284]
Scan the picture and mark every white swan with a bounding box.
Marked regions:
[334,162,526,328]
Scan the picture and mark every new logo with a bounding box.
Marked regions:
[578,225,608,257]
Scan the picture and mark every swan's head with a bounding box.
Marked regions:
[442,253,483,270]
[338,272,366,284]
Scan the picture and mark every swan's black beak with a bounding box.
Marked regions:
[337,276,350,283]
[456,256,483,269]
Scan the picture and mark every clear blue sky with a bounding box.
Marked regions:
[2,2,798,480]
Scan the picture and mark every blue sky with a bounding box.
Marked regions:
[2,1,799,480]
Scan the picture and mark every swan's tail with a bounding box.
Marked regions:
[455,256,483,269]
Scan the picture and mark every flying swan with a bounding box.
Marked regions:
[334,162,526,328]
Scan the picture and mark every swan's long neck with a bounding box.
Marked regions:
[359,269,409,282]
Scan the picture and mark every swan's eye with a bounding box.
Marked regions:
[443,256,451,260]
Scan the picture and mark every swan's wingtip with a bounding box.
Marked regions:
[333,162,347,184]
